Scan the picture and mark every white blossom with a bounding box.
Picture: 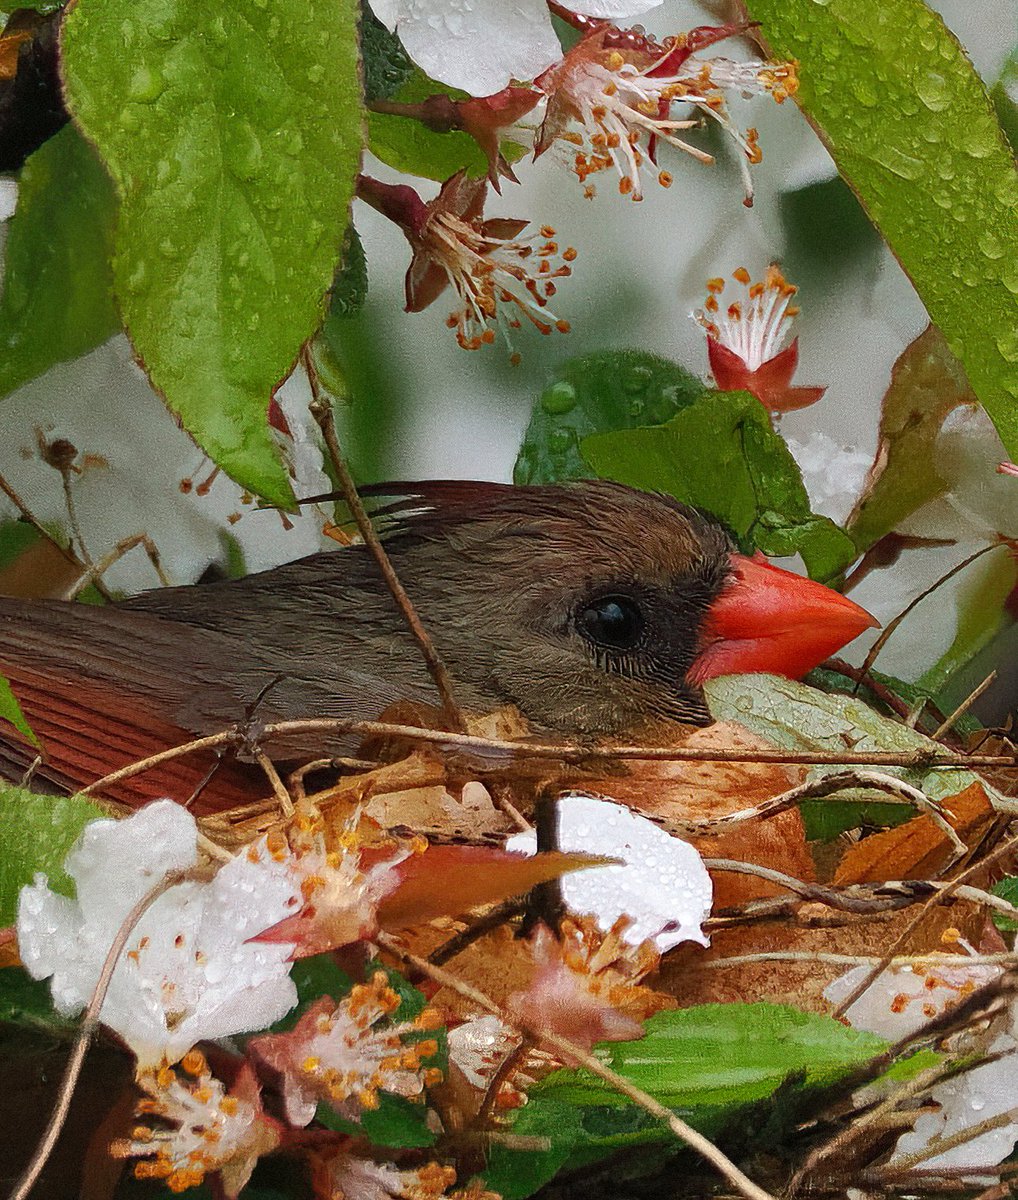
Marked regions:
[826,959,1018,1173]
[367,0,660,97]
[17,800,300,1066]
[507,792,712,951]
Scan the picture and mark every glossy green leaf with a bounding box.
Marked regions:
[847,326,975,551]
[0,786,104,925]
[0,521,40,571]
[265,953,352,1034]
[705,673,990,806]
[580,390,857,581]
[991,876,1018,933]
[514,350,706,486]
[744,0,1018,456]
[483,1097,584,1200]
[0,673,36,748]
[0,125,118,399]
[535,1004,886,1110]
[60,0,363,507]
[360,2,413,102]
[329,224,368,320]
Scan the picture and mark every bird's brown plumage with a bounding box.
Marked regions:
[0,481,735,808]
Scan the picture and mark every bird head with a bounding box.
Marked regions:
[372,480,876,736]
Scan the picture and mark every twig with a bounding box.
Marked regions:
[932,673,998,742]
[831,829,1018,1019]
[302,345,467,734]
[376,933,777,1200]
[254,748,294,818]
[702,859,1018,920]
[61,532,170,600]
[698,951,1018,969]
[428,899,526,966]
[855,544,1003,693]
[7,868,193,1200]
[678,770,964,863]
[474,1036,533,1128]
[73,719,1018,804]
[74,715,1018,803]
[878,1110,1018,1179]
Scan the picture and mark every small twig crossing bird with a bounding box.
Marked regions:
[0,481,874,811]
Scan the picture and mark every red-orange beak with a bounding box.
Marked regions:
[689,552,878,683]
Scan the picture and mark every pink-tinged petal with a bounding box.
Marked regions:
[392,0,562,95]
[998,462,1018,477]
[377,845,606,930]
[365,0,398,31]
[707,337,755,393]
[405,251,451,313]
[569,0,661,14]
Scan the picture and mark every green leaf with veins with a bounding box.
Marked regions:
[847,326,976,552]
[535,1004,887,1110]
[581,390,857,581]
[705,672,993,812]
[0,673,36,748]
[0,786,105,925]
[743,0,1018,457]
[514,350,707,486]
[60,0,363,507]
[0,126,118,399]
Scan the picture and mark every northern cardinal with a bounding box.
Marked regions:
[0,480,874,811]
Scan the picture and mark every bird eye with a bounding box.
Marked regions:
[576,595,644,650]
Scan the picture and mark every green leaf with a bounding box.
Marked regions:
[0,967,72,1031]
[265,953,352,1033]
[992,876,1018,933]
[580,390,857,581]
[362,1092,436,1148]
[60,0,363,507]
[514,350,707,486]
[705,672,992,806]
[536,1004,886,1110]
[0,673,37,747]
[0,125,118,399]
[483,1097,585,1200]
[916,550,1018,695]
[329,224,368,321]
[0,786,105,926]
[743,0,1018,457]
[360,2,413,102]
[0,521,41,571]
[847,327,976,552]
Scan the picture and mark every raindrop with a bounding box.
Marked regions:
[997,330,1018,363]
[872,145,923,181]
[540,380,577,415]
[915,69,950,112]
[978,230,1004,260]
[128,64,165,103]
[307,63,324,84]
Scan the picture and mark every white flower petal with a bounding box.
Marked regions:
[366,0,399,30]
[16,803,299,1065]
[507,794,712,951]
[569,0,661,16]
[388,0,562,94]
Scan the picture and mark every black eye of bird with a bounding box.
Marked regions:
[576,595,645,651]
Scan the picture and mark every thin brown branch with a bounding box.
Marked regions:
[75,715,1018,803]
[254,748,294,817]
[376,933,777,1200]
[932,672,998,741]
[855,543,1003,693]
[8,868,195,1200]
[428,899,526,966]
[831,828,1018,1019]
[61,532,170,600]
[301,345,467,733]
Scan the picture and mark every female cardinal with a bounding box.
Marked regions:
[0,480,873,810]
